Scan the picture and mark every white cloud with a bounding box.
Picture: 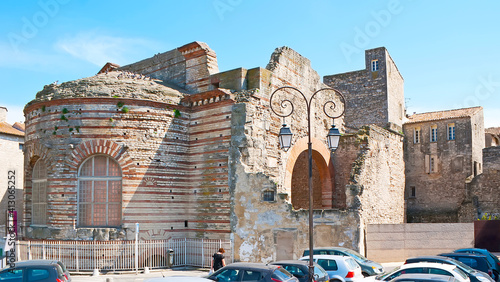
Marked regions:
[55,31,161,66]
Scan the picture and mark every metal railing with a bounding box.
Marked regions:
[16,238,232,272]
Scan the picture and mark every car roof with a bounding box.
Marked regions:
[305,247,349,251]
[12,260,60,266]
[224,262,279,271]
[300,254,351,260]
[440,253,488,258]
[400,262,458,270]
[392,273,459,281]
[272,260,310,266]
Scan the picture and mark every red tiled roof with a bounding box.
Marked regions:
[0,122,25,136]
[406,107,482,124]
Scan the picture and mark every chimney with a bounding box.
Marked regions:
[0,107,7,122]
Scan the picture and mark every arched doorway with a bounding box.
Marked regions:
[285,138,335,210]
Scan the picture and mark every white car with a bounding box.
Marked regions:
[375,262,471,282]
[300,254,364,282]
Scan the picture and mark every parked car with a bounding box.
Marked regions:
[405,255,494,282]
[302,247,384,276]
[0,259,69,281]
[389,273,461,282]
[439,253,495,281]
[299,254,364,282]
[454,248,500,281]
[375,262,470,282]
[27,260,71,282]
[271,260,330,282]
[207,262,299,282]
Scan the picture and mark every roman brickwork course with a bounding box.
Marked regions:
[21,41,497,262]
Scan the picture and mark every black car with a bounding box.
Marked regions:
[440,253,496,281]
[271,260,330,282]
[303,247,384,276]
[0,259,68,281]
[207,262,299,282]
[405,255,494,282]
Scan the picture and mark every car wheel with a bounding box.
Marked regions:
[494,270,499,282]
[329,279,342,282]
[362,272,370,277]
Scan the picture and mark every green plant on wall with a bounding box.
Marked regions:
[121,106,129,113]
[174,109,181,118]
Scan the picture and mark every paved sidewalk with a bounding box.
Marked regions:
[71,267,209,282]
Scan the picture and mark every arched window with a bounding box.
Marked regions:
[78,155,122,227]
[32,159,47,225]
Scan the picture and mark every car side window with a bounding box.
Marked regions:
[317,259,338,271]
[0,269,23,280]
[241,270,262,281]
[28,268,50,281]
[386,268,424,281]
[214,269,241,282]
[428,268,452,276]
[283,265,305,277]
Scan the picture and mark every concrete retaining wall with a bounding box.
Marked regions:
[366,223,474,263]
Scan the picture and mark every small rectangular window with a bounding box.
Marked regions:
[414,127,420,144]
[430,125,437,142]
[371,60,379,72]
[19,143,24,150]
[410,186,416,198]
[447,123,455,140]
[263,190,275,202]
[430,157,435,173]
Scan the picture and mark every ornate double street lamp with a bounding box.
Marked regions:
[270,86,346,282]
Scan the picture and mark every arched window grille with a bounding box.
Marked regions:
[32,159,47,225]
[78,155,122,227]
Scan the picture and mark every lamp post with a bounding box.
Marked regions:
[270,86,345,282]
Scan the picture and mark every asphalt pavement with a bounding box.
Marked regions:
[70,262,405,282]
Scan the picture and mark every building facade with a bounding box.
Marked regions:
[22,42,405,262]
[403,107,485,222]
[0,106,25,238]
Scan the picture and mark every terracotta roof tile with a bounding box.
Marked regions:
[0,122,25,137]
[406,107,482,124]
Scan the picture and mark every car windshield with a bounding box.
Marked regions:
[343,248,369,262]
[376,265,401,280]
[272,268,294,280]
[448,259,476,273]
[452,266,469,280]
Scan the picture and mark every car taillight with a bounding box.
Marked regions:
[497,262,500,267]
[488,270,493,276]
[64,274,69,280]
[56,279,64,282]
[271,278,281,282]
[345,271,355,278]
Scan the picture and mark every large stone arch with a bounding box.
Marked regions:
[284,137,335,209]
[66,139,133,176]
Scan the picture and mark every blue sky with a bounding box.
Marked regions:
[1,0,499,127]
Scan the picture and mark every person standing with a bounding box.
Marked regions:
[211,247,226,273]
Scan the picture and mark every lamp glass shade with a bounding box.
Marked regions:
[327,125,341,152]
[279,125,293,151]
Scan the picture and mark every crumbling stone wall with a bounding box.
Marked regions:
[229,46,404,262]
[324,47,404,132]
[462,146,500,220]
